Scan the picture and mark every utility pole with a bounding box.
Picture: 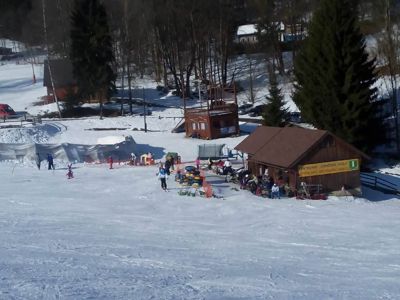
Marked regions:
[143,87,147,132]
[42,0,62,119]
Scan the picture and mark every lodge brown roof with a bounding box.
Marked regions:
[235,126,367,168]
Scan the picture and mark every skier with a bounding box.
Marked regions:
[35,153,41,170]
[129,153,136,166]
[47,153,54,170]
[108,156,113,169]
[157,166,168,191]
[195,157,200,170]
[66,163,74,179]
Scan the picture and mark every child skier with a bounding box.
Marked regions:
[66,163,74,179]
[108,156,113,169]
[157,166,168,191]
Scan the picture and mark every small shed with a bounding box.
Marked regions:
[184,85,239,140]
[235,126,369,196]
[43,59,77,102]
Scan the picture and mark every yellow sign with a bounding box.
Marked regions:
[298,159,359,177]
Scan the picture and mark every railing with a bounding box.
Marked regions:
[360,172,399,195]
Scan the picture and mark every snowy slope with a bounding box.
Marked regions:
[1,163,399,299]
[1,61,400,300]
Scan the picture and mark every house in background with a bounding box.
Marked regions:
[43,59,77,102]
[280,23,307,42]
[235,126,369,196]
[235,22,306,45]
[236,24,259,44]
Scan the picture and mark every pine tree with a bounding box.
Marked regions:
[293,0,385,153]
[70,0,116,116]
[263,68,288,127]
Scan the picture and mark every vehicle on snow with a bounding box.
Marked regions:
[0,104,17,119]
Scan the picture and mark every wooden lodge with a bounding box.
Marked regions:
[43,59,77,102]
[235,126,370,196]
[184,85,240,140]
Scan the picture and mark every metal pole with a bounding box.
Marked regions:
[42,0,62,119]
[143,87,147,132]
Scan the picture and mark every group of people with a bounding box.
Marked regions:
[35,153,54,170]
[240,173,283,199]
[36,153,75,179]
[207,158,233,175]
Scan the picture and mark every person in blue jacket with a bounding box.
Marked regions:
[47,153,54,170]
[157,166,168,190]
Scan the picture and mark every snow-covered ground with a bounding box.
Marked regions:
[1,61,400,299]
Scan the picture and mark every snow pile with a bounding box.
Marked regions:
[97,135,127,145]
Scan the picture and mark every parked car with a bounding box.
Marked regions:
[288,111,302,123]
[0,104,17,118]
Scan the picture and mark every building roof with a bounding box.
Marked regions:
[43,59,76,88]
[236,24,258,36]
[235,126,282,155]
[235,126,368,168]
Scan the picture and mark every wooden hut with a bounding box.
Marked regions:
[235,126,370,196]
[184,85,240,140]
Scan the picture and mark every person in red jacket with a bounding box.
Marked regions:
[108,156,113,169]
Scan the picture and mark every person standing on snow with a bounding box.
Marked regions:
[47,153,54,170]
[130,153,136,166]
[157,166,168,191]
[223,159,232,175]
[271,183,280,199]
[164,158,172,175]
[67,163,74,179]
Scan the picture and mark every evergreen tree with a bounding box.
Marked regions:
[70,0,116,116]
[263,68,288,127]
[293,0,385,153]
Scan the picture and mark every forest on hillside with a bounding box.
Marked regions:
[1,1,399,90]
[1,0,400,154]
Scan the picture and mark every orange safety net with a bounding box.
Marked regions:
[202,180,213,198]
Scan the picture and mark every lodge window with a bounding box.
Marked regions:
[200,122,206,130]
[192,123,197,130]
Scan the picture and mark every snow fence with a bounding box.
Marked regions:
[0,136,137,163]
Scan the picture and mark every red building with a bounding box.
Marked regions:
[43,59,77,102]
[184,85,240,140]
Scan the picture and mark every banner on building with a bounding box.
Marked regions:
[298,159,359,177]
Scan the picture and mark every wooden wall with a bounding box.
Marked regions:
[185,112,239,139]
